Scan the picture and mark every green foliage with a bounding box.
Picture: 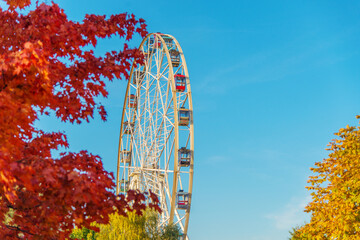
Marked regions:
[143,210,180,240]
[161,224,181,240]
[70,227,97,240]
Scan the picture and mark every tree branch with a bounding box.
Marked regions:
[5,224,35,236]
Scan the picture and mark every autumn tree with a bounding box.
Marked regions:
[96,210,148,240]
[71,209,181,240]
[0,0,160,239]
[292,117,360,239]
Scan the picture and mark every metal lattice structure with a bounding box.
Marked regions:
[116,33,194,239]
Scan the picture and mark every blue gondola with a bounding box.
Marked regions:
[178,107,190,126]
[162,35,173,49]
[170,49,180,67]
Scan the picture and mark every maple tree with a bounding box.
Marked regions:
[0,0,160,239]
[291,116,360,240]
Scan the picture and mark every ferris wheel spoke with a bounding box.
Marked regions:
[178,174,183,190]
[177,92,189,107]
[160,187,170,219]
[158,126,174,165]
[147,73,158,88]
[157,51,165,76]
[183,132,191,150]
[155,45,165,74]
[173,64,183,76]
[164,180,173,209]
[159,65,169,80]
[147,82,172,158]
[165,136,175,172]
[174,213,185,229]
[163,79,171,112]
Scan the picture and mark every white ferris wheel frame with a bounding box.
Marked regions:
[116,33,194,239]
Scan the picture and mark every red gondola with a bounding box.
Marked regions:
[129,94,137,108]
[175,74,186,92]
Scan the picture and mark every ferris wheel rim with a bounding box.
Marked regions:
[116,32,194,239]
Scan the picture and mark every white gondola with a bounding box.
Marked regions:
[176,190,190,210]
[123,121,134,134]
[121,150,131,164]
[178,147,191,167]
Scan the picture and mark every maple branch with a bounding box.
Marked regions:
[4,224,35,237]
[6,203,41,211]
[15,157,30,164]
[0,70,7,91]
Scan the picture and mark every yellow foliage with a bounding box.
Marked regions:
[96,210,147,240]
[70,209,180,240]
[296,119,360,239]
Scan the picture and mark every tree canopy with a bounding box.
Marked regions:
[0,0,160,239]
[291,116,360,239]
[71,209,181,240]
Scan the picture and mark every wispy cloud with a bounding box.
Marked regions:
[201,155,231,167]
[194,26,360,96]
[266,195,311,230]
[208,155,228,163]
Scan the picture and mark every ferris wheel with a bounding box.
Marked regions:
[116,33,194,239]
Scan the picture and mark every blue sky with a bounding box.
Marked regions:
[17,0,360,239]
